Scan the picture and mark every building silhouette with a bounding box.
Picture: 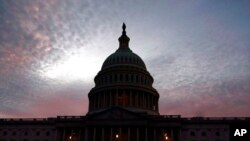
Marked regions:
[0,23,249,141]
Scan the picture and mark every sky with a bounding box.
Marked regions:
[0,0,250,118]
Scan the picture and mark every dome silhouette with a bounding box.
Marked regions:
[101,48,146,70]
[88,23,159,115]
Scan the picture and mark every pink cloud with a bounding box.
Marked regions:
[0,95,88,118]
[159,87,250,117]
[27,95,88,118]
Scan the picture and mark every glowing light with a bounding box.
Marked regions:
[164,133,168,140]
[69,135,72,140]
[115,134,119,138]
[42,48,102,82]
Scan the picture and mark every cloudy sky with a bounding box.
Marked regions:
[0,0,249,118]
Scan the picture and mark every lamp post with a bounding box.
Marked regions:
[164,133,169,140]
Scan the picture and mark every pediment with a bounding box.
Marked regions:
[86,107,145,120]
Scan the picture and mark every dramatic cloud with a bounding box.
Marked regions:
[0,0,250,118]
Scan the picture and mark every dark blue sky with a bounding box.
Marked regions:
[0,0,249,118]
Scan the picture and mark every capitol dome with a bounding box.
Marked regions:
[88,23,159,115]
[102,24,146,70]
[101,48,146,70]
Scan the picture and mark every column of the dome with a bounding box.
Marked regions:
[153,96,156,111]
[124,89,127,106]
[141,92,143,108]
[105,91,107,108]
[138,91,141,108]
[130,90,132,107]
[146,93,149,109]
[109,90,112,106]
[103,91,106,108]
[125,89,128,106]
[108,90,110,107]
[139,92,141,108]
[107,90,109,108]
[152,96,155,110]
[102,91,105,108]
[99,93,101,108]
[102,93,104,108]
[156,97,158,111]
[98,93,100,108]
[129,90,132,107]
[96,95,98,109]
[156,97,159,111]
[142,92,145,108]
[91,95,94,110]
[115,89,118,106]
[147,93,149,109]
[134,91,136,107]
[108,90,111,107]
[111,90,114,106]
[92,95,95,110]
[104,92,106,108]
[92,95,96,109]
[142,92,145,109]
[144,92,147,109]
[102,92,104,108]
[89,97,91,111]
[142,92,146,108]
[91,96,94,110]
[150,95,153,110]
[139,91,142,108]
[92,96,95,110]
[122,89,124,106]
[94,95,97,109]
[135,91,138,107]
[153,95,155,110]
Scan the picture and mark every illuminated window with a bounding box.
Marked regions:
[164,133,168,140]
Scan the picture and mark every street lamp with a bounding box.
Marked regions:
[115,134,119,139]
[164,133,168,140]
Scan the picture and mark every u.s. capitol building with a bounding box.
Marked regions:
[0,24,249,141]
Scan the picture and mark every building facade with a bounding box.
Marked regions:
[0,24,249,141]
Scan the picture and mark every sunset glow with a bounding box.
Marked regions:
[43,49,100,82]
[0,0,249,118]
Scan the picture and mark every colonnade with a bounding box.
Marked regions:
[89,89,158,112]
[95,72,152,87]
[60,127,177,141]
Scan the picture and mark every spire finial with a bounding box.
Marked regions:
[118,23,130,50]
[122,23,126,35]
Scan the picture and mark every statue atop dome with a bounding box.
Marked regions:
[118,23,130,49]
[122,23,126,35]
